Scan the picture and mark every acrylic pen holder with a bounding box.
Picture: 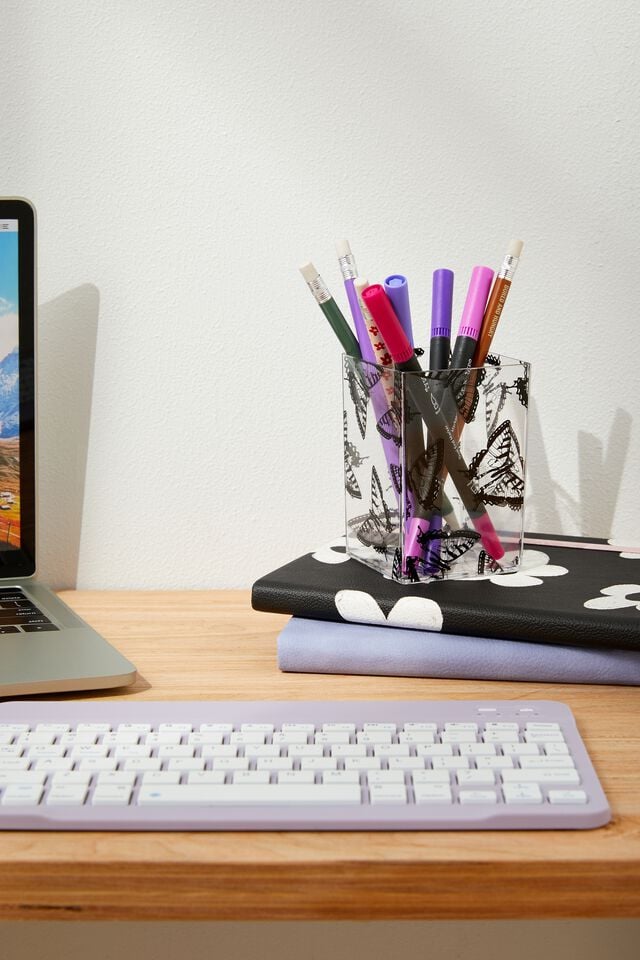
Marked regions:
[343,354,529,584]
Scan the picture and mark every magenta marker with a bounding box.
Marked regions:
[450,266,494,370]
[383,274,414,346]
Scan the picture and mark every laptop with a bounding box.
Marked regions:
[0,197,136,695]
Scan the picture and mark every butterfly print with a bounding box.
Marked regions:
[344,360,382,441]
[356,465,397,556]
[408,439,444,510]
[483,367,510,435]
[468,419,525,511]
[446,366,485,424]
[477,549,502,576]
[414,528,481,578]
[390,463,403,496]
[514,375,528,408]
[343,411,367,499]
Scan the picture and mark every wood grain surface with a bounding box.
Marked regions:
[0,590,638,921]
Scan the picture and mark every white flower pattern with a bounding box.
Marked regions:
[584,584,640,611]
[486,549,569,588]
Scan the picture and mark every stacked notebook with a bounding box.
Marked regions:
[251,533,640,685]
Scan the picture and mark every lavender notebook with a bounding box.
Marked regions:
[278,617,640,685]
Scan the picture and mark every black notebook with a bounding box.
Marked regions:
[251,533,640,652]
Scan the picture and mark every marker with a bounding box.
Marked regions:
[383,275,413,345]
[299,262,361,358]
[430,269,453,370]
[450,266,494,370]
[335,240,377,362]
[360,283,505,562]
[473,240,524,365]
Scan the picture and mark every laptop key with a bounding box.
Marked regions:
[0,626,19,634]
[22,624,60,633]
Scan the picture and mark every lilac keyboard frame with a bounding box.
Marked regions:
[0,700,611,831]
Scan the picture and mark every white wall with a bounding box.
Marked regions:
[2,0,638,588]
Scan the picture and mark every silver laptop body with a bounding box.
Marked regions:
[0,198,136,695]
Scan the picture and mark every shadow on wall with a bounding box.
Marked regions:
[36,284,99,588]
[526,398,632,537]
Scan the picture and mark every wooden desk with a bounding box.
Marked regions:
[0,590,638,921]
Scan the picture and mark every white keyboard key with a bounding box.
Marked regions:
[0,746,23,758]
[403,723,437,732]
[431,756,469,770]
[414,784,452,804]
[145,732,183,747]
[16,732,55,747]
[0,733,14,746]
[476,756,514,769]
[314,732,350,745]
[519,756,575,769]
[33,758,73,773]
[331,745,367,758]
[79,757,117,773]
[187,732,224,747]
[344,757,380,771]
[158,723,192,734]
[102,732,140,747]
[36,723,70,733]
[212,757,249,772]
[321,770,360,785]
[482,730,520,742]
[458,743,496,757]
[97,771,136,787]
[187,771,226,785]
[459,790,498,804]
[281,723,315,733]
[373,744,410,757]
[279,770,315,784]
[233,771,271,785]
[157,745,194,759]
[412,770,450,784]
[387,757,424,770]
[59,732,97,746]
[544,742,570,755]
[485,722,520,732]
[288,745,324,758]
[201,745,238,759]
[240,724,274,734]
[229,732,265,745]
[144,771,182,785]
[167,758,205,772]
[46,785,88,806]
[525,722,561,732]
[398,732,435,745]
[524,732,565,744]
[70,745,108,759]
[114,745,152,760]
[2,784,43,806]
[321,723,354,734]
[441,731,476,744]
[300,757,337,771]
[369,784,407,805]
[92,785,132,806]
[548,789,588,805]
[0,772,45,787]
[122,758,161,773]
[0,759,30,773]
[445,722,478,733]
[456,770,495,786]
[0,723,30,733]
[52,772,90,786]
[76,723,111,734]
[243,745,281,758]
[502,783,543,804]
[502,769,580,785]
[199,723,233,733]
[367,770,405,785]
[117,723,152,734]
[501,743,540,756]
[363,723,397,733]
[272,732,308,745]
[137,784,362,806]
[356,732,393,745]
[415,744,453,757]
[256,757,292,771]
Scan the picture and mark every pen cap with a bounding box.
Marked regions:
[383,275,413,345]
[458,266,494,339]
[431,269,454,337]
[360,284,414,364]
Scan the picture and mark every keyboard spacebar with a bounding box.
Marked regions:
[137,784,363,806]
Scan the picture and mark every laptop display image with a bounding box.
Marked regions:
[0,198,136,695]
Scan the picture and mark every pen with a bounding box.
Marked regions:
[336,240,376,361]
[430,269,453,370]
[450,266,494,371]
[299,262,361,358]
[473,240,524,366]
[360,283,505,562]
[383,275,414,345]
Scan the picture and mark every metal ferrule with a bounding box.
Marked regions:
[338,253,357,280]
[498,255,520,282]
[307,274,332,304]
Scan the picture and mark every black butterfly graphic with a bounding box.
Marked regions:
[408,439,444,510]
[483,367,510,435]
[356,465,397,556]
[477,549,502,576]
[343,410,367,499]
[344,360,382,440]
[391,548,422,583]
[389,463,403,496]
[468,419,525,511]
[446,366,485,424]
[413,527,481,578]
[513,375,528,408]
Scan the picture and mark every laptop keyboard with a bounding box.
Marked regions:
[0,700,611,830]
[0,588,58,633]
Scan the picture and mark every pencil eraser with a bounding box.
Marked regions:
[299,261,319,282]
[354,277,369,296]
[508,239,524,257]
[335,239,352,258]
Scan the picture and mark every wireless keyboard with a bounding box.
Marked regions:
[0,700,610,830]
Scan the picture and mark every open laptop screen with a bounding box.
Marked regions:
[0,199,35,578]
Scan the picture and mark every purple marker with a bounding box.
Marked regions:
[430,269,454,370]
[383,274,414,346]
